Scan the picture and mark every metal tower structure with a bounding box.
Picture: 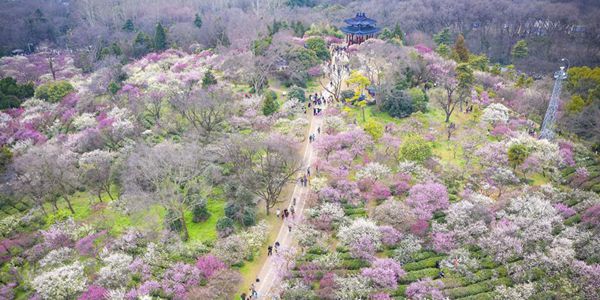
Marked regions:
[540,59,569,140]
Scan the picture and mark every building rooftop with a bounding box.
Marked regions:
[344,12,377,26]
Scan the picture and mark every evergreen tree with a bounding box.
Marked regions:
[453,34,470,62]
[511,40,529,60]
[393,24,405,40]
[154,22,167,51]
[290,21,306,37]
[194,13,203,29]
[433,28,452,46]
[262,90,279,116]
[133,32,152,57]
[202,69,217,88]
[436,44,450,57]
[122,19,135,32]
[380,28,394,40]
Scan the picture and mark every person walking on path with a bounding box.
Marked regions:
[293,197,297,206]
[274,241,280,253]
[307,167,311,177]
[288,224,292,232]
[317,126,321,134]
[268,246,273,256]
[276,209,280,219]
[290,206,295,217]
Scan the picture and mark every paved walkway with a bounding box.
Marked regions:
[253,48,347,299]
[255,106,323,298]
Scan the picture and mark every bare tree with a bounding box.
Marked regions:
[12,143,80,214]
[122,142,204,241]
[217,133,302,215]
[79,150,117,203]
[170,87,230,141]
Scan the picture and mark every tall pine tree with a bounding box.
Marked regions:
[154,22,167,51]
[453,34,470,62]
[122,19,135,32]
[194,13,203,29]
[511,40,529,60]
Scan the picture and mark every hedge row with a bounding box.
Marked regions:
[341,259,370,270]
[444,277,511,298]
[399,268,440,284]
[403,256,445,271]
[457,291,496,300]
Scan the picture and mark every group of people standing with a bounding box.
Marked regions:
[308,93,327,116]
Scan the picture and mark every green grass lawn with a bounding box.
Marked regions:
[185,199,225,242]
[45,185,224,242]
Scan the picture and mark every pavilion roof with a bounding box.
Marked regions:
[344,13,377,26]
[340,25,380,35]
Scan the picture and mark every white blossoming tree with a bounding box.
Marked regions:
[32,262,87,299]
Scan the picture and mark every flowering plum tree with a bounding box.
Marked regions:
[337,218,382,260]
[405,278,445,300]
[361,258,406,289]
[374,200,417,233]
[32,262,87,300]
[196,255,226,279]
[406,182,449,220]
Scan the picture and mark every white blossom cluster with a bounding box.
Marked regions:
[355,162,391,181]
[32,262,87,300]
[39,247,75,268]
[96,251,133,288]
[482,103,510,124]
[73,112,97,130]
[337,218,382,250]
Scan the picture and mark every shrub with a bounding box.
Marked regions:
[288,85,306,102]
[216,217,235,237]
[262,90,279,116]
[305,37,330,61]
[399,268,440,284]
[382,88,414,118]
[407,87,428,113]
[201,70,217,87]
[364,119,384,140]
[35,80,74,103]
[399,135,432,163]
[191,198,210,223]
[0,77,34,109]
[341,90,355,101]
[403,256,445,272]
[444,277,511,298]
[341,259,370,270]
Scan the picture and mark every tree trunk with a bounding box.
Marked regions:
[51,201,59,212]
[265,200,271,216]
[105,186,114,201]
[180,209,189,241]
[63,195,75,214]
[362,107,366,122]
[97,191,103,203]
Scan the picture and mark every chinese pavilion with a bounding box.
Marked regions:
[341,12,380,45]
